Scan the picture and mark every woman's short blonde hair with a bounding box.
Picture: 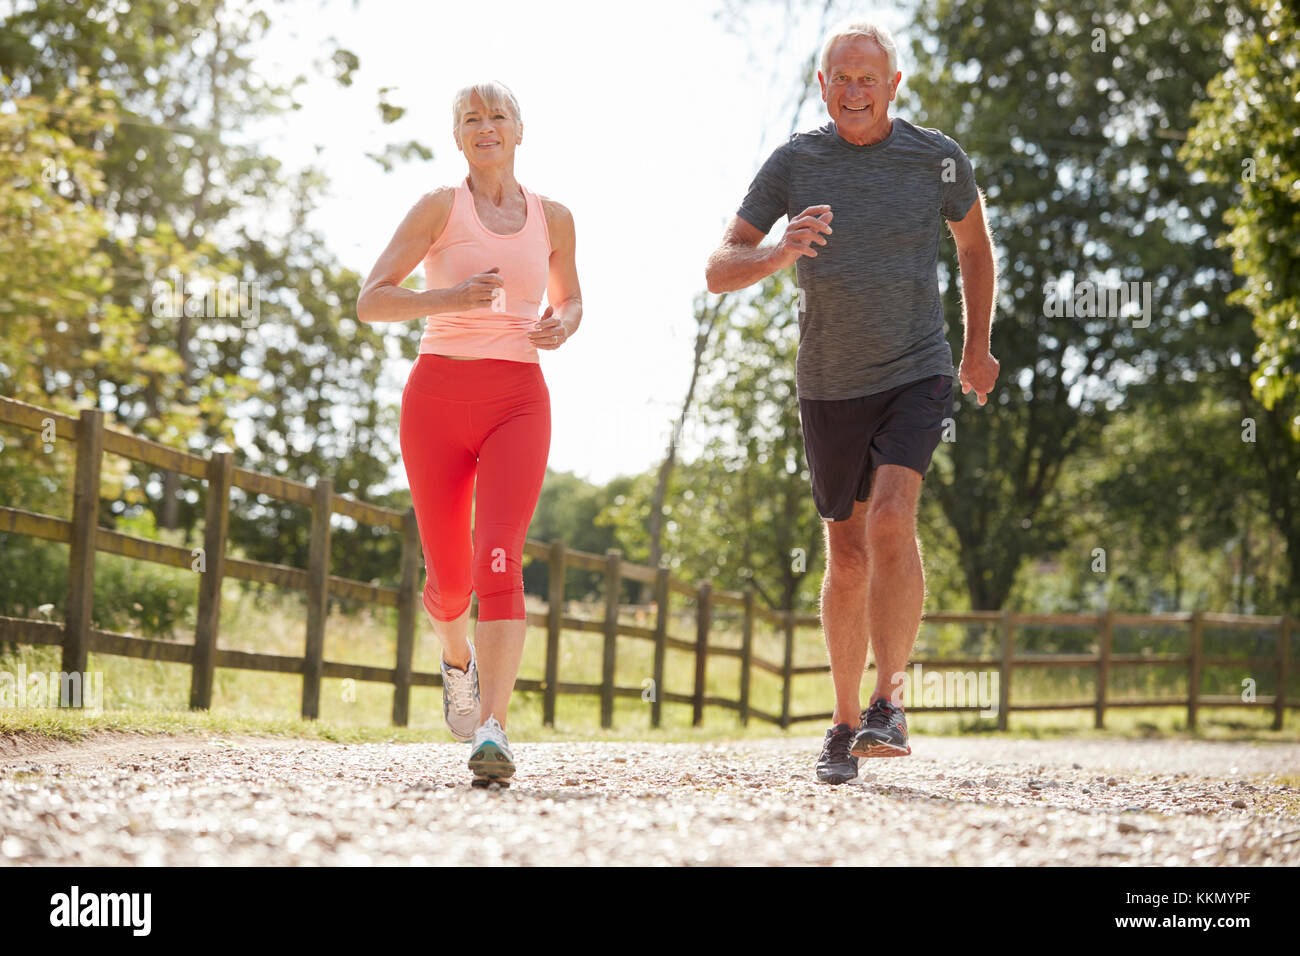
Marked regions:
[451,81,522,131]
[819,20,899,79]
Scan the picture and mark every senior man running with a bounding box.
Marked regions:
[705,19,999,784]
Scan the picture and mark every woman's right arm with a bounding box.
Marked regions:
[356,188,503,323]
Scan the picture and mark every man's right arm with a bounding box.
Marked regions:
[705,216,782,293]
[705,207,833,294]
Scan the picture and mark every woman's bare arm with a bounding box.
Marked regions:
[356,188,504,323]
[529,197,582,349]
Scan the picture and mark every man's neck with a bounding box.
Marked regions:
[835,116,894,147]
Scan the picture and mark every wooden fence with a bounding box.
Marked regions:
[0,395,1295,731]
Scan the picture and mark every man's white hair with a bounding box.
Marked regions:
[451,80,522,131]
[819,19,899,79]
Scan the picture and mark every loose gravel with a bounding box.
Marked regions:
[1,733,1297,866]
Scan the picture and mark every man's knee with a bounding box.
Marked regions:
[867,506,914,547]
[865,479,920,553]
[825,526,870,577]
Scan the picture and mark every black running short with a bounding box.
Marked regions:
[798,373,954,522]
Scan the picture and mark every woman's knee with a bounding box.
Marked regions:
[470,537,526,620]
[423,577,471,622]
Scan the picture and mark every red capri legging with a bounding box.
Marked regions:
[399,353,550,622]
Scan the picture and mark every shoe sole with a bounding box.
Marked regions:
[469,743,516,783]
[850,740,911,758]
[815,771,859,784]
[446,719,478,744]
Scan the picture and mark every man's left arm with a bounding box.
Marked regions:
[947,190,999,406]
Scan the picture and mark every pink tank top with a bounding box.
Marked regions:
[418,176,552,362]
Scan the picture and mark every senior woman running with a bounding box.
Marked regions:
[357,80,582,786]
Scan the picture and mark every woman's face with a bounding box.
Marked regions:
[455,91,521,168]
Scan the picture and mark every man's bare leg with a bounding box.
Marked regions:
[863,464,926,705]
[822,496,872,726]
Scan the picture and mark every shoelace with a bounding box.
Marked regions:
[444,660,476,715]
[822,726,853,761]
[477,718,509,750]
[865,700,900,731]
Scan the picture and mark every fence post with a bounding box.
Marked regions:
[1276,615,1292,732]
[600,548,622,729]
[739,589,755,726]
[1095,606,1112,730]
[63,408,104,679]
[392,507,420,727]
[543,540,566,727]
[301,476,332,720]
[190,450,232,711]
[651,565,669,728]
[691,582,711,727]
[998,608,1014,732]
[780,610,795,729]
[1188,610,1203,731]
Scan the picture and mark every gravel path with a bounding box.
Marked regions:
[2,732,1297,866]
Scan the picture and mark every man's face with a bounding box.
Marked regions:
[817,36,899,143]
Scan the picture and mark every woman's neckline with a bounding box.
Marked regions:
[464,175,529,238]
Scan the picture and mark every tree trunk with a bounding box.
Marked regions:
[639,295,724,601]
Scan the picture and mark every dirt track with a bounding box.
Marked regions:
[1,732,1297,865]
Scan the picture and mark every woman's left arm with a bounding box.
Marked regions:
[529,198,582,350]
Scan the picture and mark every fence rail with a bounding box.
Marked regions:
[1,395,1295,731]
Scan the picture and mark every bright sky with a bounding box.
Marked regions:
[250,0,912,487]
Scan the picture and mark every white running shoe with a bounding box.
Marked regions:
[440,646,480,742]
[468,716,515,786]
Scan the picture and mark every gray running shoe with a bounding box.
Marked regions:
[468,716,515,787]
[815,723,859,784]
[440,646,480,742]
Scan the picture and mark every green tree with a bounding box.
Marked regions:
[527,469,632,601]
[0,76,118,413]
[1035,384,1283,613]
[1,0,433,595]
[1181,0,1300,606]
[902,0,1260,608]
[602,275,827,611]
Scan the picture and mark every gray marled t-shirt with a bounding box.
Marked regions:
[737,116,978,401]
